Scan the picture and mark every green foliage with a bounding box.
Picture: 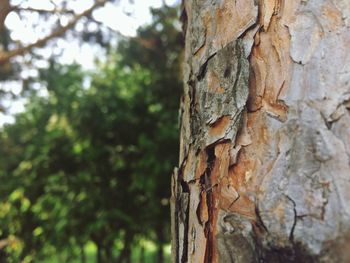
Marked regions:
[0,5,182,263]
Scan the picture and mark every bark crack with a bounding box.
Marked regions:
[284,194,297,244]
[203,146,215,263]
[197,52,217,81]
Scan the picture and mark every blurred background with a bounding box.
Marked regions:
[0,0,182,262]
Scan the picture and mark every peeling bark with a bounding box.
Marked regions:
[172,0,350,262]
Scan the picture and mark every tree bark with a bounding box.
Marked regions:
[172,0,350,262]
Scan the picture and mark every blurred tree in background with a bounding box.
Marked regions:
[0,0,111,78]
[0,4,182,263]
[0,0,123,112]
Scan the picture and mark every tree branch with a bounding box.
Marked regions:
[0,0,109,65]
[0,238,9,250]
[0,0,11,32]
[12,6,76,15]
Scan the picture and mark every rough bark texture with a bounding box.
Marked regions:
[172,0,350,262]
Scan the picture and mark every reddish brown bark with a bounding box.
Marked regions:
[172,0,350,262]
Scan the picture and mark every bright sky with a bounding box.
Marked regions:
[0,0,179,126]
[6,0,178,37]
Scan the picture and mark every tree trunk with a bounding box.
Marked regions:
[80,243,86,263]
[172,0,350,262]
[105,242,113,263]
[156,224,165,263]
[117,233,132,263]
[157,245,164,263]
[140,245,145,263]
[96,243,103,263]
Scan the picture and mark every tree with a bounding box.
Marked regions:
[172,0,350,262]
[0,0,115,109]
[0,4,182,262]
[118,6,183,262]
[0,0,109,66]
